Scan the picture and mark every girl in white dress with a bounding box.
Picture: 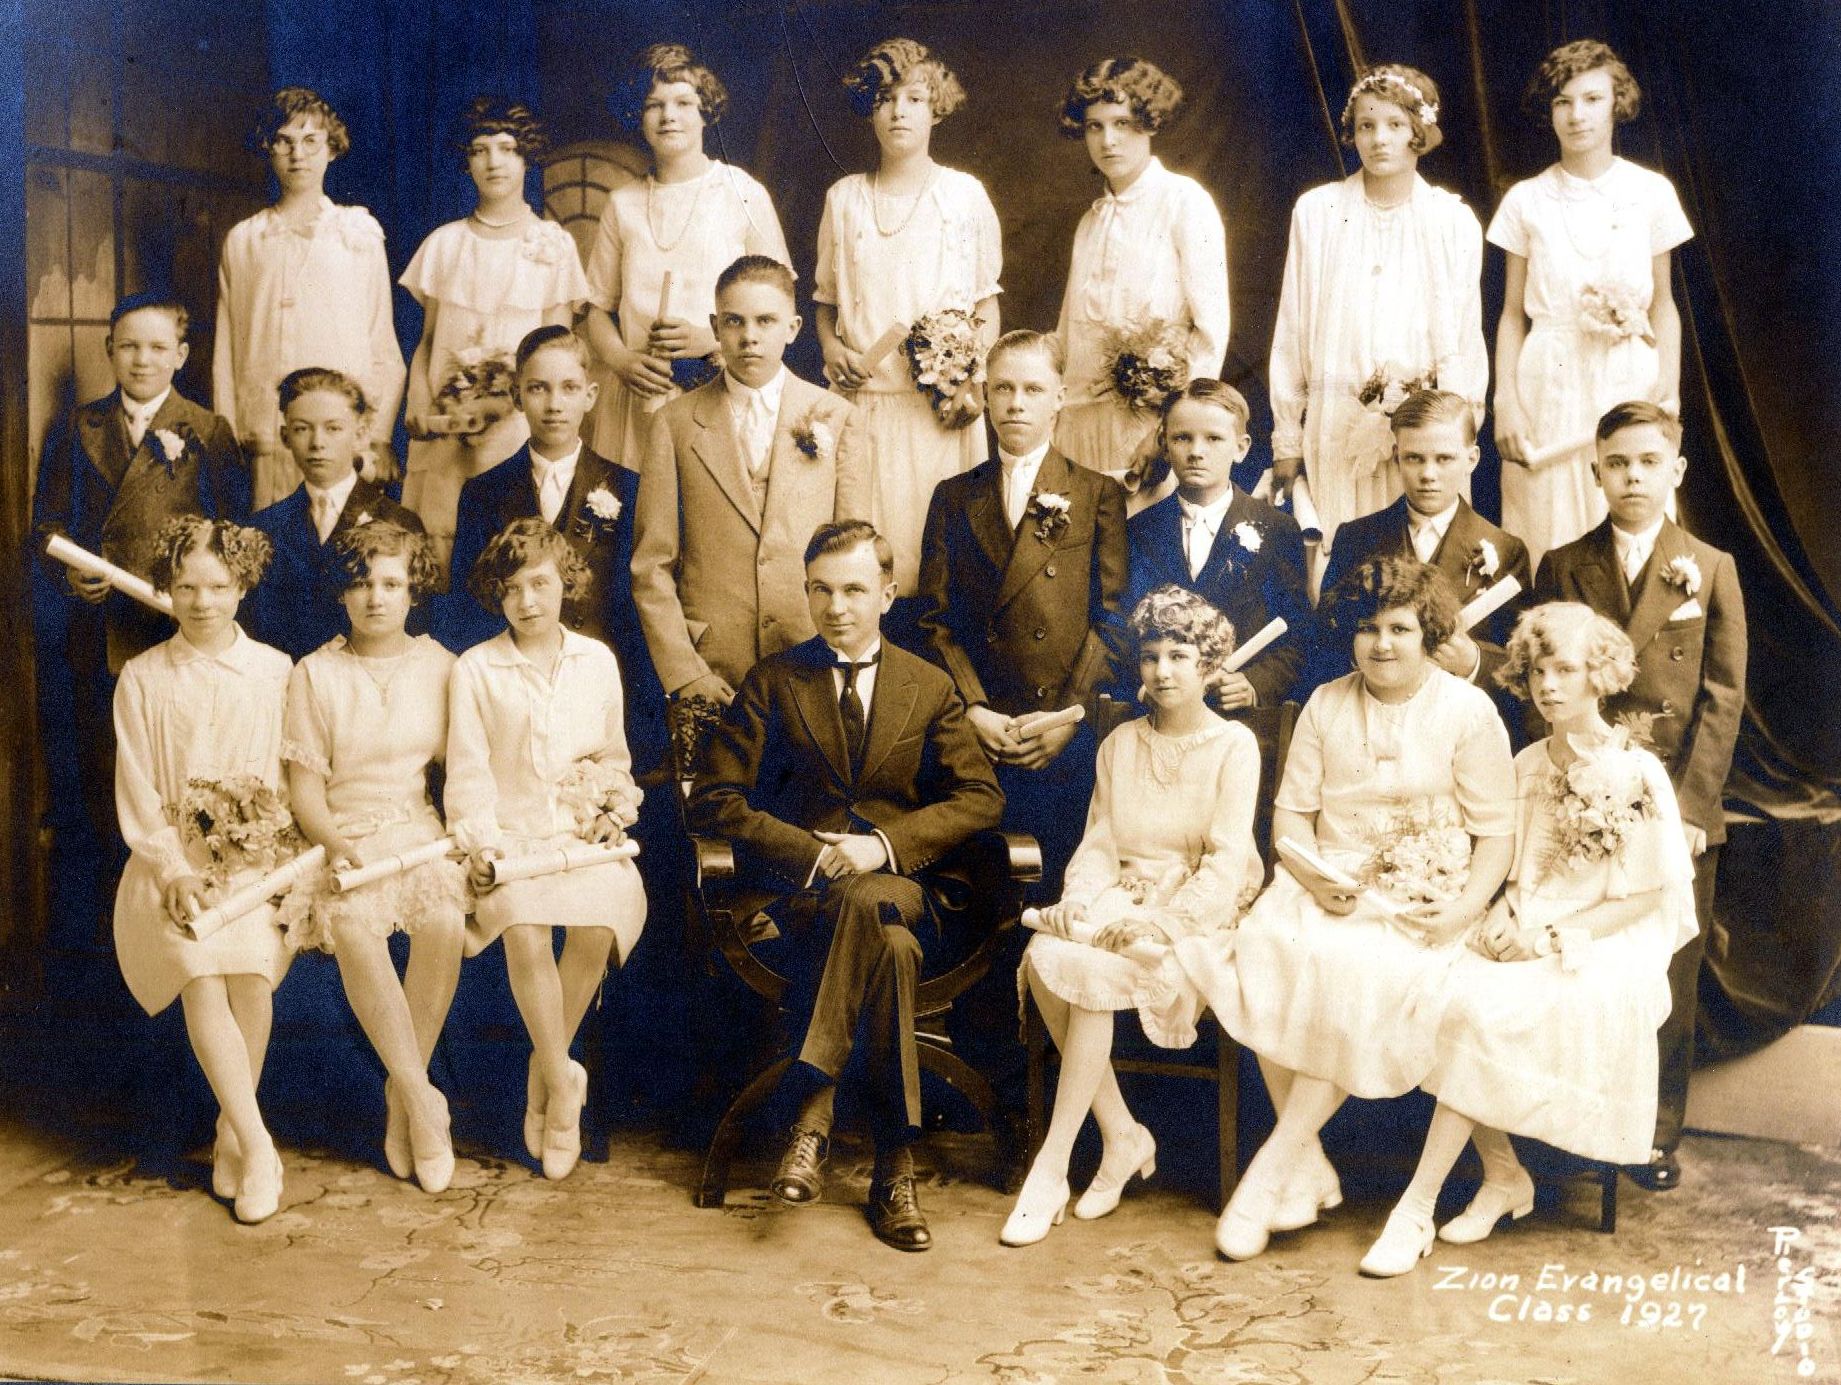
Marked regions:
[580,44,790,471]
[400,98,589,574]
[1052,58,1229,488]
[216,89,406,509]
[1491,41,1693,566]
[1001,587,1262,1247]
[816,38,1002,596]
[1268,65,1487,575]
[447,520,646,1180]
[1360,604,1696,1275]
[1174,555,1516,1261]
[112,518,295,1224]
[284,523,465,1193]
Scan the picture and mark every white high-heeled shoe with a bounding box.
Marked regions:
[382,1078,412,1180]
[1438,1168,1535,1245]
[1214,1170,1283,1261]
[1359,1206,1435,1277]
[212,1116,240,1201]
[1074,1124,1157,1220]
[234,1145,284,1225]
[541,1060,587,1181]
[1271,1144,1343,1232]
[999,1167,1070,1247]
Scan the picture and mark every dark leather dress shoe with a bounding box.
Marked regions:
[772,1128,827,1204]
[868,1169,932,1251]
[1625,1150,1681,1191]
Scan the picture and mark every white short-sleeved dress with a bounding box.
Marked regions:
[1488,158,1693,565]
[813,168,1001,594]
[581,161,789,470]
[1175,669,1516,1098]
[398,217,589,571]
[111,629,297,1015]
[214,198,408,510]
[445,628,646,959]
[1424,735,1697,1162]
[281,635,466,951]
[1269,173,1489,554]
[1054,157,1229,476]
[1024,715,1263,1048]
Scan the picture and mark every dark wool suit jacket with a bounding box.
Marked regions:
[687,637,1004,894]
[1125,487,1309,707]
[916,448,1129,716]
[245,478,423,660]
[1535,517,1746,843]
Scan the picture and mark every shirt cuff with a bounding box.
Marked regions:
[873,828,898,876]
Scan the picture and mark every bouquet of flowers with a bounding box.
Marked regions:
[1358,809,1471,907]
[1540,738,1658,876]
[424,347,517,445]
[1099,319,1189,414]
[1579,282,1655,346]
[902,307,986,423]
[1357,363,1438,416]
[1341,363,1438,478]
[174,775,308,888]
[556,758,642,840]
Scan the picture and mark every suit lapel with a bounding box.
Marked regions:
[966,462,1016,575]
[1626,519,1687,651]
[1577,522,1632,622]
[789,647,852,790]
[1432,500,1482,595]
[1144,498,1188,586]
[1195,489,1256,587]
[997,450,1069,609]
[690,379,763,533]
[857,648,918,786]
[77,394,133,489]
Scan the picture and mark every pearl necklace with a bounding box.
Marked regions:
[470,206,531,230]
[870,167,938,238]
[646,170,709,253]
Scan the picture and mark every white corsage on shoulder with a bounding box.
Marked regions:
[1467,538,1500,582]
[1661,554,1702,597]
[151,428,187,467]
[1030,491,1072,544]
[584,485,623,523]
[1232,521,1262,554]
[791,412,836,464]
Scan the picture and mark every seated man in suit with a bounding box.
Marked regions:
[688,521,1004,1251]
[632,254,868,719]
[246,366,422,660]
[439,325,662,771]
[1317,389,1530,702]
[1125,379,1308,709]
[1535,400,1746,1192]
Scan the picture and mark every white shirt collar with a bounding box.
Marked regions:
[726,367,787,415]
[483,625,596,668]
[123,388,171,425]
[303,469,360,514]
[998,441,1051,476]
[825,637,882,666]
[1100,156,1168,208]
[1407,500,1461,540]
[166,624,260,671]
[1612,516,1666,559]
[530,441,583,487]
[1178,490,1234,533]
[826,637,882,711]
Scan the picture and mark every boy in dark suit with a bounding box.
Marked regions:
[246,367,423,660]
[688,522,1004,1250]
[1125,380,1308,709]
[1535,400,1747,1192]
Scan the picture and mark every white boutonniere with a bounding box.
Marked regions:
[791,412,835,463]
[1233,520,1263,554]
[1030,491,1072,543]
[1661,554,1702,597]
[584,485,622,523]
[351,510,374,528]
[150,427,187,470]
[1467,538,1500,582]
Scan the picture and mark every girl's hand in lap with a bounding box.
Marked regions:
[467,848,502,893]
[163,875,213,927]
[1035,901,1088,939]
[1399,898,1480,947]
[1286,862,1358,916]
[584,812,626,846]
[1094,918,1169,954]
[1471,897,1518,958]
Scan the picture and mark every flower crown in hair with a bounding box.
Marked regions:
[1343,71,1439,131]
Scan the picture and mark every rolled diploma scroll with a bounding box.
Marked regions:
[1021,906,1167,965]
[1012,703,1086,741]
[859,322,912,373]
[486,838,640,887]
[1457,576,1522,633]
[1221,617,1286,674]
[1251,472,1323,541]
[332,837,458,894]
[183,845,328,942]
[46,534,174,615]
[654,269,673,327]
[1275,836,1403,920]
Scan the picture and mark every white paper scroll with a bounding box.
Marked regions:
[46,534,173,615]
[1274,836,1404,920]
[860,322,911,372]
[655,269,674,326]
[183,845,328,942]
[1020,906,1168,965]
[1457,576,1523,633]
[1222,617,1286,673]
[486,838,640,887]
[331,837,457,894]
[1253,471,1323,541]
[1012,703,1086,741]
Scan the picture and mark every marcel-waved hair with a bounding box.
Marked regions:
[1596,399,1683,447]
[455,95,549,166]
[467,517,590,610]
[805,519,895,578]
[1130,584,1238,679]
[278,366,369,418]
[613,43,729,131]
[109,291,189,342]
[1390,388,1476,443]
[148,516,273,593]
[330,521,442,603]
[1159,377,1250,434]
[1319,555,1459,656]
[714,253,797,306]
[986,328,1065,378]
[249,86,350,158]
[1497,601,1637,702]
[1340,63,1443,154]
[843,38,967,120]
[1522,39,1641,125]
[1058,57,1183,138]
[515,323,593,377]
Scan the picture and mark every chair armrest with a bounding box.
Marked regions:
[1002,831,1043,886]
[692,834,735,887]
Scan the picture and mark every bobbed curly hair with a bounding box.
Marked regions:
[1057,56,1183,138]
[1129,584,1238,682]
[248,87,350,159]
[611,43,730,132]
[1319,555,1459,656]
[467,517,591,612]
[455,95,549,167]
[843,38,967,121]
[1522,39,1641,125]
[1340,63,1443,154]
[1496,602,1637,703]
[148,516,273,593]
[330,521,443,605]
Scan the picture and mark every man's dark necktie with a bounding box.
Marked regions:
[839,654,878,769]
